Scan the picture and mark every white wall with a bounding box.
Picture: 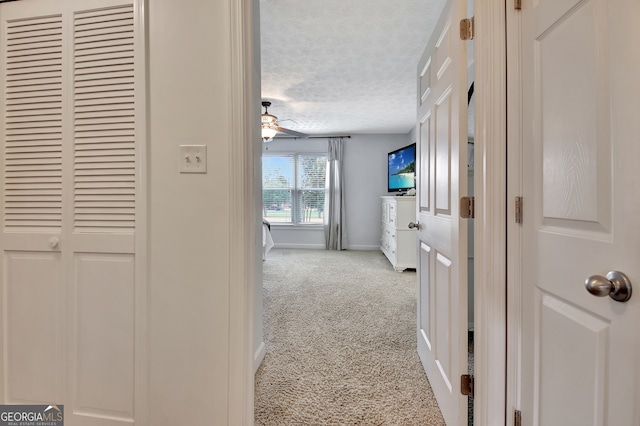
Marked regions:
[344,134,415,249]
[262,134,414,250]
[268,226,326,249]
[148,0,234,423]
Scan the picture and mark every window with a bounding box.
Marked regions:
[262,154,326,225]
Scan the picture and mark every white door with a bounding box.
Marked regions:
[0,1,146,425]
[520,0,640,424]
[415,0,469,424]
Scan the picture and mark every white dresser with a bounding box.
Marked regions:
[380,196,416,271]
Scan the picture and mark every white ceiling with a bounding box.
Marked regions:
[260,0,449,137]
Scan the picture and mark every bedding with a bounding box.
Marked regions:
[262,220,274,260]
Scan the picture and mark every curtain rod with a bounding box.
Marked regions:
[274,135,351,140]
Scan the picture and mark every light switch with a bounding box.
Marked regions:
[179,145,207,174]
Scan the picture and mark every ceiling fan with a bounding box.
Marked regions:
[261,101,308,142]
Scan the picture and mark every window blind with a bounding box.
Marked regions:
[262,154,326,225]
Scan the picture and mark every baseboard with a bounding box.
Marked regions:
[273,244,382,250]
[253,341,266,374]
[273,243,325,249]
[348,245,381,251]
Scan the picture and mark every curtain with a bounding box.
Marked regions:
[324,137,348,250]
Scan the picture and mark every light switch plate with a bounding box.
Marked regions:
[179,145,207,174]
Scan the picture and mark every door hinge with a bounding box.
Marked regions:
[515,0,522,10]
[514,410,522,426]
[515,196,523,224]
[461,374,474,396]
[460,16,475,40]
[460,196,475,219]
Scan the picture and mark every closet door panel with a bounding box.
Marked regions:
[73,253,134,421]
[0,2,144,425]
[5,251,63,404]
[0,4,67,406]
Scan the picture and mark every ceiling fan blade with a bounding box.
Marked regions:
[277,118,299,125]
[275,126,308,138]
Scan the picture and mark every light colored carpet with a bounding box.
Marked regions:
[255,249,446,425]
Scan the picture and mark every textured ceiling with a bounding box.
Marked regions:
[260,0,449,136]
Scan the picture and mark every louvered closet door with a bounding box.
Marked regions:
[0,1,144,425]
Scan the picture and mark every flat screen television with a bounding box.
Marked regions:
[387,143,416,193]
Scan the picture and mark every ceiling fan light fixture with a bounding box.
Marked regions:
[261,113,277,126]
[262,125,277,142]
[260,100,309,142]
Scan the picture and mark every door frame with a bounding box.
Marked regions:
[505,2,523,426]
[229,0,512,424]
[229,0,260,423]
[471,1,509,425]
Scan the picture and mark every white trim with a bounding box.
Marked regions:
[253,342,266,374]
[134,1,149,424]
[269,224,324,230]
[228,0,257,423]
[242,1,512,424]
[505,3,523,426]
[474,1,508,425]
[347,245,381,251]
[262,151,327,156]
[273,243,325,250]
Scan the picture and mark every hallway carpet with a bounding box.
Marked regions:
[255,249,446,425]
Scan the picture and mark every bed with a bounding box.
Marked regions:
[262,220,274,260]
